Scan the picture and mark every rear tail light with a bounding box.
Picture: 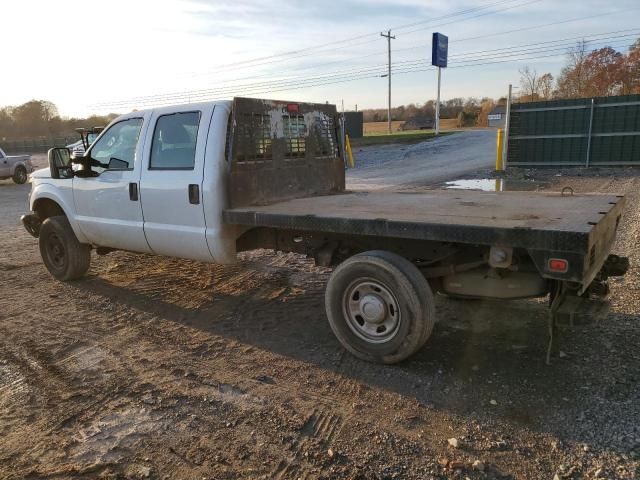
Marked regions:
[548,258,568,273]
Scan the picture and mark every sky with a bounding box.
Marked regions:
[2,0,639,117]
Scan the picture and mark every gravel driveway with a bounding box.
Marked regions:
[0,155,638,479]
[347,129,495,190]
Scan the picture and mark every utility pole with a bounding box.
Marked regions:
[381,30,395,134]
[435,68,442,135]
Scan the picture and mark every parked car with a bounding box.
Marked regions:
[20,97,628,364]
[0,147,33,184]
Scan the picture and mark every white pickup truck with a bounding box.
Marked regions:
[0,147,33,184]
[21,97,628,364]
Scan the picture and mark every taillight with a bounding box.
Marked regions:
[548,258,568,273]
[286,103,299,114]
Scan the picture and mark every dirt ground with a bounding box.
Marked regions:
[0,156,638,479]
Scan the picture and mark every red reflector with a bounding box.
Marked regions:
[287,103,299,113]
[548,258,568,272]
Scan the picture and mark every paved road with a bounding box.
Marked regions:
[347,129,494,190]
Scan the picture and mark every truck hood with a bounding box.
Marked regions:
[31,167,51,179]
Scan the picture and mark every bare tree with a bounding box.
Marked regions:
[519,66,542,101]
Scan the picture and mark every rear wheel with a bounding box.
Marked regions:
[325,250,435,364]
[39,216,90,281]
[12,166,27,184]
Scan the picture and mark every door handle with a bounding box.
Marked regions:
[188,184,200,204]
[129,182,139,201]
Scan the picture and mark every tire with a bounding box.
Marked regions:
[39,216,90,281]
[12,165,28,184]
[325,250,435,364]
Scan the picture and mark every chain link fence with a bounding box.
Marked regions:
[0,136,79,154]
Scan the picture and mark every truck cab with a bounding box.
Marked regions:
[27,101,236,262]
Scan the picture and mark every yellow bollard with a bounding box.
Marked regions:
[495,128,504,171]
[345,134,355,168]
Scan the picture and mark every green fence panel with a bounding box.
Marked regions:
[507,94,640,167]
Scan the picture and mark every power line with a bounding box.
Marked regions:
[92,36,634,112]
[398,0,543,36]
[94,31,639,109]
[181,0,531,78]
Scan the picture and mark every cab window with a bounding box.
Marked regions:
[150,112,201,170]
[90,118,143,170]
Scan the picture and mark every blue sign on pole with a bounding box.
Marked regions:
[432,32,448,68]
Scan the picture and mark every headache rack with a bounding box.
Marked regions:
[227,97,345,208]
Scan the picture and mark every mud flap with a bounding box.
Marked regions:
[21,213,41,238]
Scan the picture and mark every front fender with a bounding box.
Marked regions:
[30,182,90,244]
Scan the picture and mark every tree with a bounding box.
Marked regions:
[539,73,554,99]
[519,66,541,100]
[556,40,590,98]
[11,100,60,137]
[0,99,120,140]
[477,98,496,127]
[620,40,640,94]
[582,47,625,97]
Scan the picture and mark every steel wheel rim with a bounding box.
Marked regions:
[45,233,66,269]
[342,278,401,343]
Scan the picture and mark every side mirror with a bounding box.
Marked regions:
[47,147,73,179]
[107,157,129,170]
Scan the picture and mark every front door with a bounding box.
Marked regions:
[73,115,152,253]
[138,105,214,262]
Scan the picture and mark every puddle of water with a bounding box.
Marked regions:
[445,179,503,191]
[444,178,546,192]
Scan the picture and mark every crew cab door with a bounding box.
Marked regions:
[138,105,215,262]
[73,114,152,253]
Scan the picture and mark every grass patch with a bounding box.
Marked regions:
[350,130,456,147]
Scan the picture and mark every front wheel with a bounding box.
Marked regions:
[325,250,435,364]
[39,216,91,281]
[12,166,28,184]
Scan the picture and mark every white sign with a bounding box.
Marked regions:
[488,114,502,120]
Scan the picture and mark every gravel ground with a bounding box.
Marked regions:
[347,130,494,190]
[0,154,638,479]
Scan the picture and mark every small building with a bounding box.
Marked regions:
[401,114,435,131]
[488,106,506,128]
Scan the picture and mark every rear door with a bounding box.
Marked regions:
[139,104,215,262]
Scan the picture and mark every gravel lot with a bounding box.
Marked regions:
[347,130,494,190]
[0,153,638,479]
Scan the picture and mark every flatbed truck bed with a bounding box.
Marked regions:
[224,190,623,253]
